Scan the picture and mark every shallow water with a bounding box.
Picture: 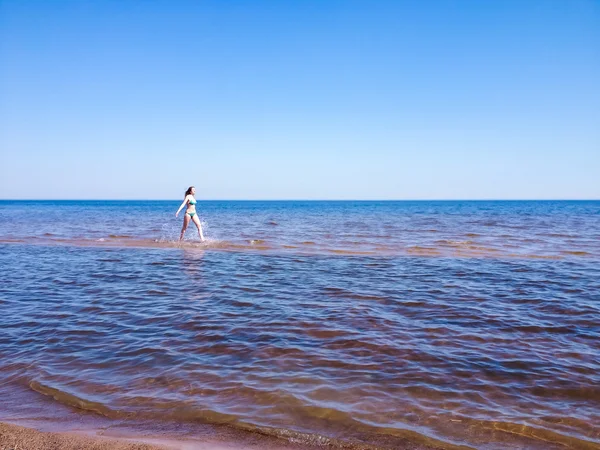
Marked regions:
[0,200,599,449]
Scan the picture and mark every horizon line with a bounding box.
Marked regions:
[1,198,599,202]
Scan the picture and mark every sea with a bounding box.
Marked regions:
[0,200,598,449]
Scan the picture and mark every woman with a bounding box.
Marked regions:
[176,186,205,242]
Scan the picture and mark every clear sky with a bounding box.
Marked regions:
[1,0,598,200]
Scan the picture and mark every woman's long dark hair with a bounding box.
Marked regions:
[185,186,194,198]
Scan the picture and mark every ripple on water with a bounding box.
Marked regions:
[0,201,599,449]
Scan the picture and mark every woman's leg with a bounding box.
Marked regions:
[180,214,191,241]
[192,214,205,241]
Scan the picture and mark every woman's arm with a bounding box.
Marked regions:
[175,196,189,217]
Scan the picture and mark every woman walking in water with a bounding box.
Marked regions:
[176,186,205,242]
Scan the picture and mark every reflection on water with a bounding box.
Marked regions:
[0,201,599,449]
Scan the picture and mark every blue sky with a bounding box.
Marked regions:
[1,0,598,199]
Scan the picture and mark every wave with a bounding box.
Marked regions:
[24,379,600,450]
[25,380,469,449]
[29,381,122,418]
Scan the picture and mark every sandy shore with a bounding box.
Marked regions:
[0,421,324,450]
[0,422,170,450]
[0,420,450,450]
[0,421,308,450]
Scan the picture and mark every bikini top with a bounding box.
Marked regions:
[189,198,197,205]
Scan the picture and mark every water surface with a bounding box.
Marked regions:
[1,200,599,449]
